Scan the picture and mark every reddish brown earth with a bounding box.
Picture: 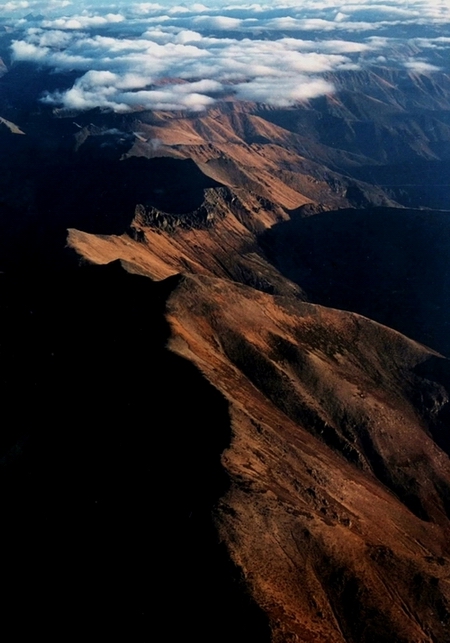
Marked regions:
[67,138,450,642]
[167,275,450,643]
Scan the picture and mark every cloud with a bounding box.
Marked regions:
[3,0,450,112]
[234,75,335,105]
[27,28,73,47]
[175,30,203,43]
[404,60,441,73]
[3,1,30,11]
[130,4,165,15]
[338,3,421,19]
[41,14,125,30]
[409,36,450,49]
[266,16,376,31]
[41,72,223,112]
[191,15,243,29]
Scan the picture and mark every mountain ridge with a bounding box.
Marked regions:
[0,59,450,641]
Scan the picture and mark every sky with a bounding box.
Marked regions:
[1,1,450,111]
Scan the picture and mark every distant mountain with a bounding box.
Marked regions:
[1,61,450,641]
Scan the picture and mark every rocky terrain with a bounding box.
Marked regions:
[1,57,450,642]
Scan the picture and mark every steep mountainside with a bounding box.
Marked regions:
[167,274,450,643]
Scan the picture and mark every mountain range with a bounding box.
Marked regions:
[1,55,450,642]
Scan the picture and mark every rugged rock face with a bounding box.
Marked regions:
[1,61,450,641]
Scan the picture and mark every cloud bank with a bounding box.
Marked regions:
[2,0,450,112]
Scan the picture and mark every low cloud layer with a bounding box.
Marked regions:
[2,0,450,112]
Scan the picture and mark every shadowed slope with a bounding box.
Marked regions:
[0,119,223,270]
[261,207,450,357]
[0,264,270,641]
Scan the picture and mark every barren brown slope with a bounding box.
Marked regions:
[125,111,318,210]
[166,274,450,643]
[65,125,450,642]
[122,105,397,210]
[68,185,303,297]
[163,278,450,643]
[117,65,450,213]
[69,183,450,642]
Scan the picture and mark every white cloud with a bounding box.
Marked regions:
[3,1,29,11]
[338,3,421,18]
[410,36,450,49]
[130,3,164,15]
[3,0,450,112]
[41,13,125,30]
[11,40,49,61]
[11,38,93,68]
[43,77,220,112]
[266,16,378,32]
[404,60,441,73]
[27,28,74,48]
[234,75,335,104]
[174,29,203,43]
[280,37,370,54]
[192,15,242,29]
